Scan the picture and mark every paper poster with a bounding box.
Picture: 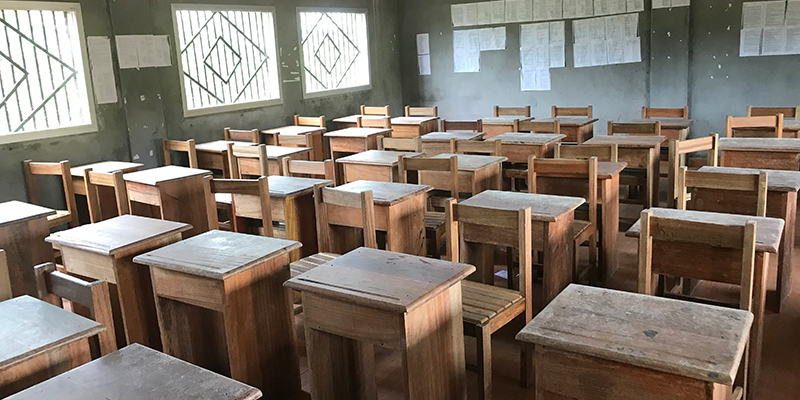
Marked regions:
[150,36,172,67]
[740,0,800,56]
[742,2,767,28]
[477,2,493,25]
[87,36,117,104]
[115,35,170,69]
[479,27,507,50]
[762,26,787,54]
[594,0,611,15]
[549,43,566,67]
[491,1,506,23]
[550,21,566,44]
[623,37,641,62]
[520,68,551,91]
[416,33,430,55]
[606,39,625,64]
[787,0,800,26]
[115,35,139,69]
[572,13,641,67]
[652,0,671,8]
[563,0,594,18]
[452,4,467,26]
[765,1,787,26]
[573,42,592,67]
[627,0,645,12]
[786,26,800,52]
[740,27,763,56]
[453,30,481,72]
[418,55,432,75]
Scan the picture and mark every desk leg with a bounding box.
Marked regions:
[463,241,495,284]
[285,195,318,261]
[386,195,427,256]
[114,255,162,349]
[776,192,797,312]
[542,216,573,309]
[403,286,467,400]
[749,253,768,395]
[646,148,659,208]
[305,327,376,400]
[600,176,620,284]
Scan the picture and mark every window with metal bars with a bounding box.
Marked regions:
[172,5,281,117]
[0,2,95,144]
[298,9,370,98]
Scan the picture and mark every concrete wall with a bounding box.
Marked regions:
[1,0,402,204]
[399,0,800,138]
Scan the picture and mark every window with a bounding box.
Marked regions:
[298,9,370,98]
[0,2,95,144]
[172,5,281,117]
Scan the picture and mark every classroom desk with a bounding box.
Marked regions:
[70,161,144,221]
[284,247,474,400]
[195,140,255,178]
[0,201,54,297]
[481,116,534,138]
[390,116,439,137]
[420,131,486,156]
[782,120,800,137]
[516,284,752,400]
[336,150,422,183]
[260,125,326,161]
[5,344,262,400]
[325,127,393,183]
[0,296,103,397]
[538,117,598,144]
[699,166,800,313]
[631,118,694,141]
[237,145,312,177]
[718,138,800,170]
[124,166,212,238]
[133,231,302,398]
[331,181,432,256]
[486,132,565,163]
[584,135,666,208]
[626,208,785,393]
[459,191,584,305]
[419,153,507,196]
[535,162,627,283]
[333,114,392,129]
[46,215,191,349]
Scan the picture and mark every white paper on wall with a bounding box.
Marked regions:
[624,13,639,37]
[150,36,172,67]
[416,33,430,55]
[742,2,767,28]
[549,43,566,67]
[521,22,551,47]
[573,42,593,67]
[536,68,552,90]
[534,0,548,20]
[786,26,800,52]
[547,0,564,19]
[550,21,566,44]
[787,1,800,26]
[479,27,507,50]
[671,0,691,6]
[609,0,627,14]
[115,35,139,69]
[464,3,479,25]
[491,0,506,22]
[506,0,520,22]
[87,36,118,104]
[454,30,481,72]
[418,55,432,75]
[739,27,763,56]
[477,2,493,25]
[623,37,641,62]
[762,26,788,54]
[519,0,535,21]
[626,0,644,12]
[652,0,671,9]
[521,68,538,90]
[765,1,787,26]
[572,13,640,67]
[594,0,610,15]
[590,40,608,65]
[605,15,626,39]
[606,39,625,64]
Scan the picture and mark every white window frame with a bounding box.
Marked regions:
[296,7,371,99]
[0,1,97,145]
[171,4,282,118]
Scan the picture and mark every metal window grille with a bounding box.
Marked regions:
[174,7,280,115]
[0,6,92,136]
[299,10,370,95]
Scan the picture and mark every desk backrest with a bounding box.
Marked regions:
[398,155,458,198]
[747,106,799,119]
[518,120,560,134]
[315,185,377,252]
[642,106,689,119]
[451,138,502,156]
[22,160,79,228]
[162,139,198,168]
[281,158,336,183]
[441,119,483,132]
[227,143,268,178]
[223,128,259,143]
[666,134,719,208]
[0,250,10,302]
[529,157,598,231]
[494,105,531,117]
[377,136,422,152]
[356,116,391,129]
[405,106,438,117]
[678,168,768,217]
[552,105,593,118]
[203,176,273,236]
[361,105,390,116]
[555,143,618,162]
[726,115,784,138]
[608,121,661,136]
[294,115,326,127]
[82,169,129,223]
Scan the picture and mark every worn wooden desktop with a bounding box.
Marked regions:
[336,150,422,183]
[481,116,533,138]
[536,162,627,283]
[459,191,584,306]
[633,118,694,140]
[330,181,432,256]
[261,125,326,161]
[0,296,104,397]
[195,140,256,178]
[266,176,334,261]
[333,114,392,129]
[419,153,507,196]
[390,116,439,137]
[516,284,752,400]
[718,138,800,170]
[584,135,666,208]
[285,247,474,400]
[133,230,302,398]
[70,161,143,221]
[699,166,800,312]
[237,145,312,177]
[486,132,565,163]
[420,131,486,156]
[626,208,784,392]
[780,119,800,137]
[124,166,212,238]
[0,201,55,297]
[5,344,262,400]
[538,117,598,144]
[325,127,393,183]
[45,215,191,349]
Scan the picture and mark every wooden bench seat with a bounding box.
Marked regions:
[289,253,339,277]
[461,281,524,326]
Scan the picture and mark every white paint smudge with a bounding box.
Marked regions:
[133,154,140,160]
[140,95,146,101]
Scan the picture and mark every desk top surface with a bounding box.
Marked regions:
[267,176,333,198]
[486,132,566,145]
[336,150,422,166]
[335,180,432,206]
[0,200,55,227]
[333,114,392,123]
[390,116,439,125]
[538,117,598,126]
[630,118,695,129]
[427,153,508,171]
[719,137,800,152]
[195,140,255,153]
[261,125,326,135]
[699,166,800,192]
[584,135,667,148]
[124,166,211,186]
[71,161,144,176]
[460,190,585,222]
[421,131,486,142]
[482,116,534,124]
[324,127,392,138]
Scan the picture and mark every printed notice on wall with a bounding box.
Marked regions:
[87,36,118,104]
[115,35,172,69]
[519,21,564,91]
[453,30,481,72]
[417,33,431,75]
[653,0,689,9]
[740,0,800,57]
[572,13,641,67]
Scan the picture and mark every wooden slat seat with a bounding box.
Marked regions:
[461,281,524,325]
[289,253,340,277]
[48,210,73,227]
[572,220,592,239]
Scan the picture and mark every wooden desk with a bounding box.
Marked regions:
[196,140,255,178]
[516,284,752,400]
[626,208,784,392]
[332,181,432,256]
[633,118,694,141]
[133,230,302,398]
[0,201,55,297]
[0,296,103,397]
[70,161,143,222]
[538,117,598,144]
[284,247,474,400]
[325,127,392,183]
[390,116,439,138]
[481,116,534,139]
[336,150,422,183]
[459,190,584,305]
[584,135,666,208]
[486,132,565,163]
[699,166,800,312]
[46,215,191,349]
[719,138,800,170]
[420,131,486,156]
[5,343,262,400]
[261,125,326,161]
[419,153,506,196]
[782,120,800,138]
[536,162,627,283]
[237,145,311,177]
[267,176,334,261]
[124,165,212,238]
[333,114,392,129]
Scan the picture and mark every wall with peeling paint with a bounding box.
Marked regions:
[0,0,403,206]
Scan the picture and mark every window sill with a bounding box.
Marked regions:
[0,124,98,145]
[302,85,372,100]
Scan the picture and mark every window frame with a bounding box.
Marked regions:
[171,3,283,118]
[0,1,97,145]
[296,7,371,99]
